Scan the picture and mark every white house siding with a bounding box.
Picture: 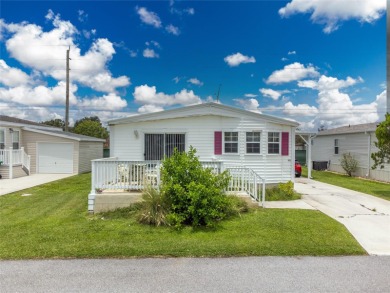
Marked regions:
[78,141,104,173]
[22,130,79,174]
[312,132,390,182]
[111,115,294,184]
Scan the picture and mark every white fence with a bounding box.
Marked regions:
[0,148,30,178]
[89,158,265,211]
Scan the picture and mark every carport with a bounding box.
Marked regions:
[296,131,316,179]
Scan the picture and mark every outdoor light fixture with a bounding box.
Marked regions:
[9,128,13,134]
[134,130,139,138]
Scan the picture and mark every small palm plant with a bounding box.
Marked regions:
[137,185,168,226]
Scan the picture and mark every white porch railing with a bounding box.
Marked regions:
[226,166,266,205]
[89,158,265,212]
[0,148,31,177]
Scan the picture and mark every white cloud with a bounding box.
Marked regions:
[297,75,382,130]
[187,78,203,86]
[78,93,127,111]
[283,101,318,116]
[138,104,164,114]
[1,15,130,93]
[133,85,201,109]
[244,94,258,98]
[136,6,162,28]
[279,0,386,33]
[259,88,282,100]
[0,81,78,106]
[224,52,256,67]
[78,10,88,23]
[288,51,296,55]
[143,48,159,58]
[281,57,288,61]
[298,75,363,91]
[234,98,261,113]
[0,59,31,87]
[145,40,160,48]
[173,76,181,84]
[166,24,180,35]
[266,62,319,84]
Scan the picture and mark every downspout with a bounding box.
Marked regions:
[366,132,371,178]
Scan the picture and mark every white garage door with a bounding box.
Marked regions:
[38,143,74,174]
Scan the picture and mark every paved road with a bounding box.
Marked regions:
[295,179,390,256]
[1,257,389,292]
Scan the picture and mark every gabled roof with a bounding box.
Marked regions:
[24,128,105,142]
[108,102,299,127]
[0,115,62,131]
[317,122,378,136]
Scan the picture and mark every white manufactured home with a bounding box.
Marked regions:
[88,102,299,212]
[312,122,390,182]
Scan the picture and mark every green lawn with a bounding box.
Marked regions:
[0,173,365,259]
[302,167,390,201]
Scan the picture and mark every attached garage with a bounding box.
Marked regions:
[37,142,74,174]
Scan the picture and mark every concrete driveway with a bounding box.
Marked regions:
[0,174,74,196]
[295,178,390,256]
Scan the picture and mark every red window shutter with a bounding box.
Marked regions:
[214,131,222,155]
[281,132,289,156]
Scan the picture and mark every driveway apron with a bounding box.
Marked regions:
[295,179,390,255]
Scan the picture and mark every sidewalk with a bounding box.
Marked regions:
[0,174,74,196]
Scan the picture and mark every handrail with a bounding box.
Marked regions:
[225,166,265,207]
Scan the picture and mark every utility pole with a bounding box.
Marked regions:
[65,46,70,132]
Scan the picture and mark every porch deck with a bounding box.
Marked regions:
[88,158,266,212]
[0,148,30,179]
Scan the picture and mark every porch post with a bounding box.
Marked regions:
[9,147,13,179]
[21,147,25,167]
[88,160,97,213]
[308,136,312,179]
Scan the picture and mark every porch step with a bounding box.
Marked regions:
[94,191,143,213]
[0,165,28,179]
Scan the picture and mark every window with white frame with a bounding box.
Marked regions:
[246,132,261,154]
[268,132,280,154]
[144,133,185,160]
[224,132,238,153]
[12,131,20,150]
[334,139,339,154]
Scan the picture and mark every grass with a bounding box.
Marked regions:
[0,173,366,259]
[302,167,390,201]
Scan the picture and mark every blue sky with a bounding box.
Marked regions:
[0,0,387,130]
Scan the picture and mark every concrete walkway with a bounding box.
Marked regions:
[294,178,390,256]
[0,174,74,196]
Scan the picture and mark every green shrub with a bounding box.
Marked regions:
[137,185,169,226]
[161,146,231,227]
[225,196,249,217]
[340,153,358,177]
[266,181,301,201]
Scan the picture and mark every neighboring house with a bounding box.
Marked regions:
[312,122,390,182]
[0,115,105,179]
[88,102,299,212]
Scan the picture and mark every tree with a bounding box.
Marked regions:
[73,118,109,139]
[371,114,390,169]
[74,116,101,128]
[41,119,65,129]
[340,153,358,177]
